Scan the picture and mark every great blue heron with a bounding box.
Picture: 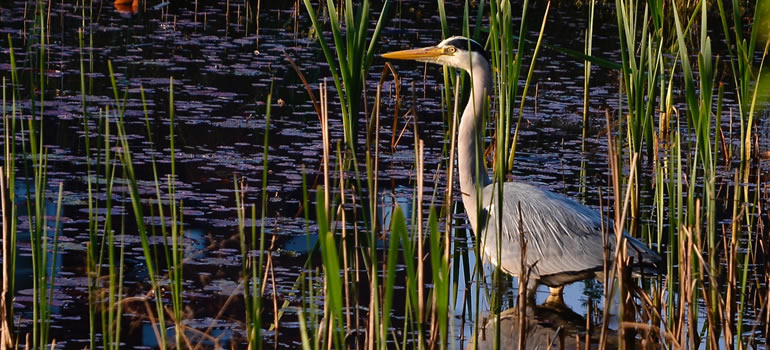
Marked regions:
[382,36,662,304]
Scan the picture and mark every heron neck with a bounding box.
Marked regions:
[458,59,492,233]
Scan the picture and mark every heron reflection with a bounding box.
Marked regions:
[470,303,618,350]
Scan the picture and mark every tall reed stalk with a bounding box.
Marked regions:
[714,0,769,345]
[579,0,596,200]
[482,1,550,346]
[302,0,392,152]
[2,0,767,348]
[1,36,20,350]
[237,82,272,349]
[605,0,768,347]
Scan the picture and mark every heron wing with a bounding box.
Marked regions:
[478,182,610,280]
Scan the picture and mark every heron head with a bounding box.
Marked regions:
[382,36,489,72]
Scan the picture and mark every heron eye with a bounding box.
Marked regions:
[446,46,457,54]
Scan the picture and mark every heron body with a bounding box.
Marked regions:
[383,36,662,300]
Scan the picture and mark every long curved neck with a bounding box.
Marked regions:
[457,59,492,233]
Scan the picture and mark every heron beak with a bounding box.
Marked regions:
[381,46,444,62]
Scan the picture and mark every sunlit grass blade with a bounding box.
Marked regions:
[381,206,403,348]
[316,186,344,349]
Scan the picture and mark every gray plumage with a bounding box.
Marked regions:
[383,36,662,297]
[478,181,660,288]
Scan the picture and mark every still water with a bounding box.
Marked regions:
[0,0,766,348]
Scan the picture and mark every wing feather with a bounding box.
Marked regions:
[479,182,609,279]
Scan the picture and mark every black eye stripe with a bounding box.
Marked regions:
[443,37,489,62]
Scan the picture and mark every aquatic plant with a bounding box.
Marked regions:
[302,0,392,152]
[0,0,767,348]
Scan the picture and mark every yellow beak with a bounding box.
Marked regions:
[381,47,444,61]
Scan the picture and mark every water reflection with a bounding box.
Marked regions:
[472,303,611,350]
[0,0,764,346]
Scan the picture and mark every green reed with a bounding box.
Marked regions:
[167,78,185,348]
[315,185,345,349]
[673,3,716,345]
[137,85,171,348]
[427,207,451,347]
[255,84,273,348]
[77,26,101,350]
[657,56,680,330]
[380,206,404,349]
[302,0,391,152]
[615,0,664,241]
[108,65,184,348]
[27,6,46,348]
[435,0,485,126]
[1,1,766,348]
[144,78,187,348]
[76,15,102,348]
[579,0,596,200]
[295,63,442,350]
[479,1,550,347]
[714,0,769,344]
[299,4,396,347]
[717,0,769,170]
[99,106,119,350]
[297,166,321,350]
[1,37,20,349]
[500,1,550,171]
[1,4,71,346]
[237,83,272,349]
[23,3,67,346]
[599,0,769,347]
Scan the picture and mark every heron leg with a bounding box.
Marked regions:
[544,286,565,306]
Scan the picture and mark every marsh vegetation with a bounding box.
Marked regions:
[0,0,768,348]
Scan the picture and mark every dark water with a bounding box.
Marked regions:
[0,0,767,348]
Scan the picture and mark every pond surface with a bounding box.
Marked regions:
[0,0,767,349]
